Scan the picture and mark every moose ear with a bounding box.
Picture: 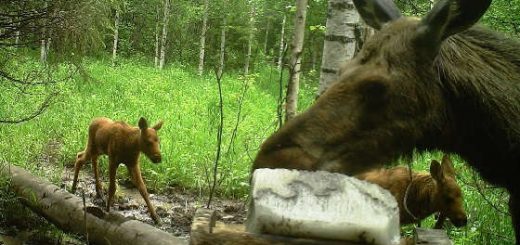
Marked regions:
[441,154,456,177]
[430,159,444,182]
[153,120,164,131]
[138,117,148,130]
[353,0,402,30]
[416,0,491,51]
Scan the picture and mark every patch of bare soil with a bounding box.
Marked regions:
[62,166,248,240]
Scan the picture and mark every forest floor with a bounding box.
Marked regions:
[63,166,249,239]
[0,140,248,244]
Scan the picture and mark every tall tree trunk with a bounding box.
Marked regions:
[198,0,209,76]
[40,39,47,63]
[244,5,255,76]
[217,17,227,78]
[430,0,435,9]
[40,2,48,64]
[317,0,360,96]
[285,0,308,122]
[263,18,270,55]
[154,5,160,67]
[159,0,171,70]
[112,9,120,67]
[15,28,20,45]
[277,14,286,71]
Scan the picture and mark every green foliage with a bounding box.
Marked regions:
[0,58,315,199]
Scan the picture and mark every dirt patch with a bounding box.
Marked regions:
[62,166,248,240]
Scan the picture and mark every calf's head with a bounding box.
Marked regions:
[253,0,491,175]
[431,155,467,227]
[138,117,164,164]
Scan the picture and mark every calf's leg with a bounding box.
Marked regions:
[129,164,160,224]
[91,156,104,199]
[71,151,88,193]
[106,157,118,212]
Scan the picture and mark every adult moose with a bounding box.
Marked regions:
[71,117,164,224]
[253,0,520,242]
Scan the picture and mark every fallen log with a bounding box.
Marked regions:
[0,164,187,245]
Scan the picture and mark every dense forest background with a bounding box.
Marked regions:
[0,0,519,244]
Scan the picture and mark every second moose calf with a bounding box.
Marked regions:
[356,155,467,228]
[71,117,164,224]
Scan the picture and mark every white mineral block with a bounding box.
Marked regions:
[246,169,400,245]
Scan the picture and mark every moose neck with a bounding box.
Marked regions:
[404,174,438,222]
[425,27,520,189]
[126,128,142,155]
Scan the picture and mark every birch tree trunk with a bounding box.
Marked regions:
[159,0,171,70]
[285,0,308,122]
[112,9,120,67]
[317,0,360,96]
[217,17,227,78]
[40,39,47,63]
[244,4,255,76]
[263,19,270,55]
[277,14,286,71]
[154,5,161,67]
[198,0,209,76]
[40,2,48,63]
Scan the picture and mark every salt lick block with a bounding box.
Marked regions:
[246,169,400,245]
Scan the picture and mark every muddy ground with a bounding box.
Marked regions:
[62,166,248,239]
[0,140,248,244]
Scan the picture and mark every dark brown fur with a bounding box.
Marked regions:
[71,117,164,224]
[356,155,467,227]
[253,0,519,242]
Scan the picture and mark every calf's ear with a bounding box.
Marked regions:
[430,159,444,182]
[153,120,164,131]
[138,117,148,130]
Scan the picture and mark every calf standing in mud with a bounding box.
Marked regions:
[71,117,164,224]
[356,155,467,228]
[253,0,520,242]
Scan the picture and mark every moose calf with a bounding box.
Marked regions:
[356,155,467,228]
[71,117,164,224]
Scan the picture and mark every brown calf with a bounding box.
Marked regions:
[71,117,164,224]
[356,155,467,227]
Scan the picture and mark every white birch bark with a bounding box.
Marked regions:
[285,0,308,121]
[112,9,120,66]
[217,17,227,78]
[244,4,256,76]
[40,2,48,63]
[317,0,360,95]
[263,19,270,54]
[159,0,171,70]
[198,0,209,76]
[277,14,286,71]
[40,39,47,63]
[154,5,161,67]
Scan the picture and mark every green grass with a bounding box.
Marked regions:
[0,57,316,199]
[0,57,515,244]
